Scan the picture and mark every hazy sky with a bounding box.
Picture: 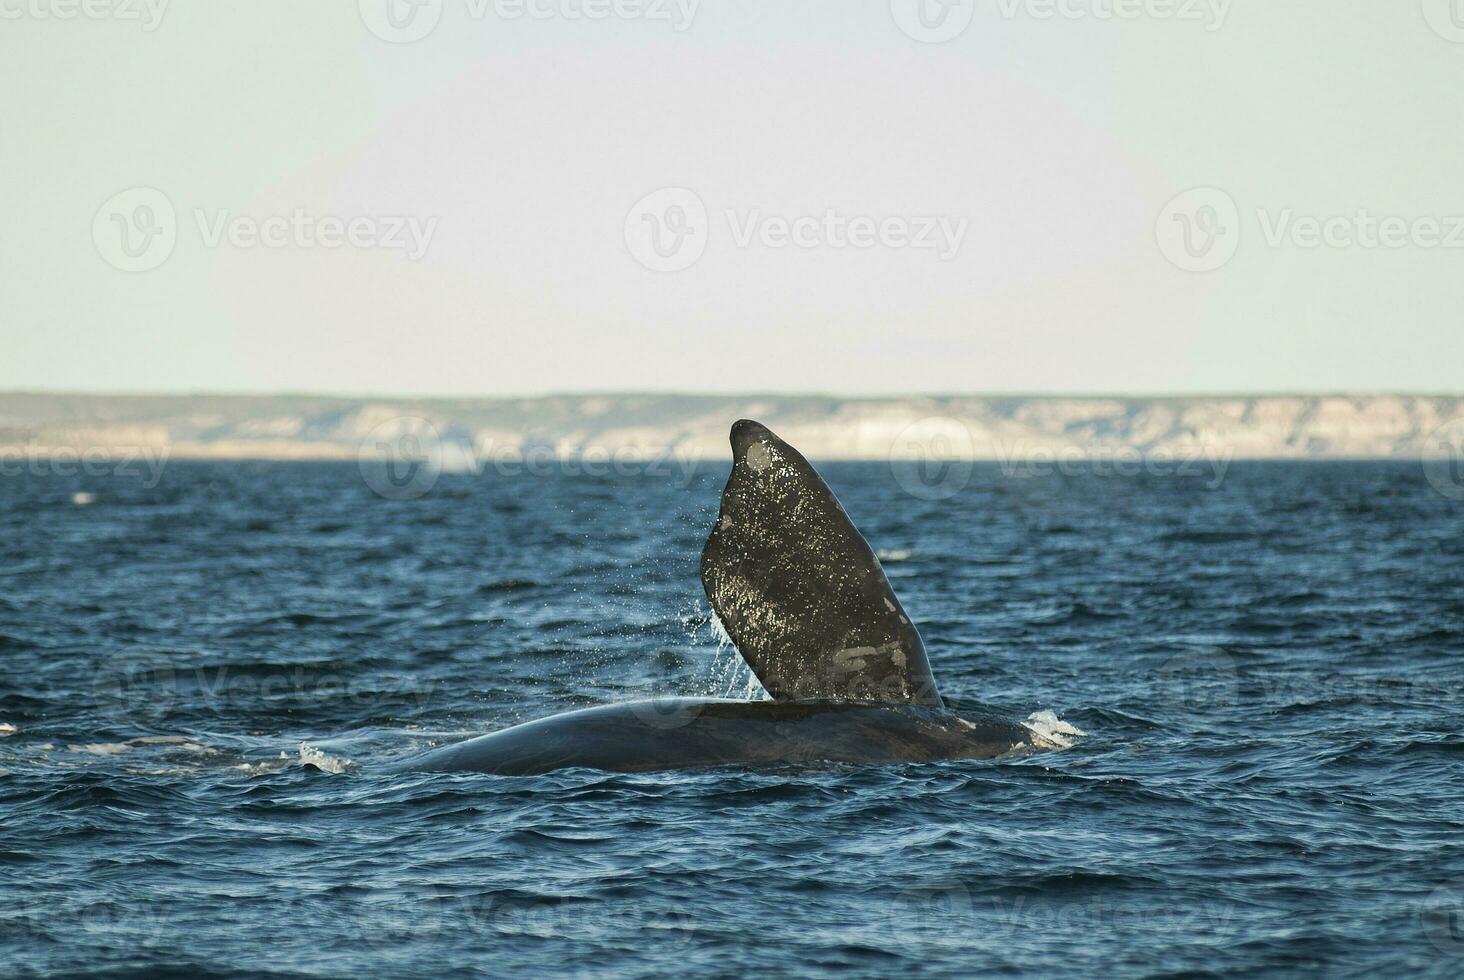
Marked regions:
[3,0,1462,397]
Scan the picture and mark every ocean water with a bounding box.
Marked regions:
[2,457,1463,977]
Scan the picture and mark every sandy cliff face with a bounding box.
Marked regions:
[0,393,1460,461]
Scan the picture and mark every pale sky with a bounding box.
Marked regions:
[3,0,1462,397]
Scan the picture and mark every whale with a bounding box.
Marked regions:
[391,420,1062,775]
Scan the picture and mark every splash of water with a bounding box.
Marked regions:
[708,611,770,700]
[679,602,767,701]
[293,743,356,774]
[1022,709,1088,750]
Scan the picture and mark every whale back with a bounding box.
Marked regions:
[393,700,1037,774]
[700,420,942,706]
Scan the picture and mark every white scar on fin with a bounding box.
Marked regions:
[745,443,773,473]
[833,642,906,673]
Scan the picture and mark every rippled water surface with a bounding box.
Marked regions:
[3,459,1463,977]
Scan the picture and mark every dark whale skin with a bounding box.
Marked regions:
[385,420,1061,777]
[389,700,1047,776]
[701,420,944,705]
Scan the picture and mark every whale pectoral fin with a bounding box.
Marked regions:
[699,420,942,706]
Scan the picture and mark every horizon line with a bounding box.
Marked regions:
[4,388,1463,402]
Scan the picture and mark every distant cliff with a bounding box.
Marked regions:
[1,392,1461,461]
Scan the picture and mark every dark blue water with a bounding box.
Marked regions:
[3,458,1463,977]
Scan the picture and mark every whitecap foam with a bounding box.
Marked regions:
[0,722,17,737]
[68,742,132,756]
[1022,709,1088,750]
[293,742,356,774]
[877,549,914,562]
[62,736,216,759]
